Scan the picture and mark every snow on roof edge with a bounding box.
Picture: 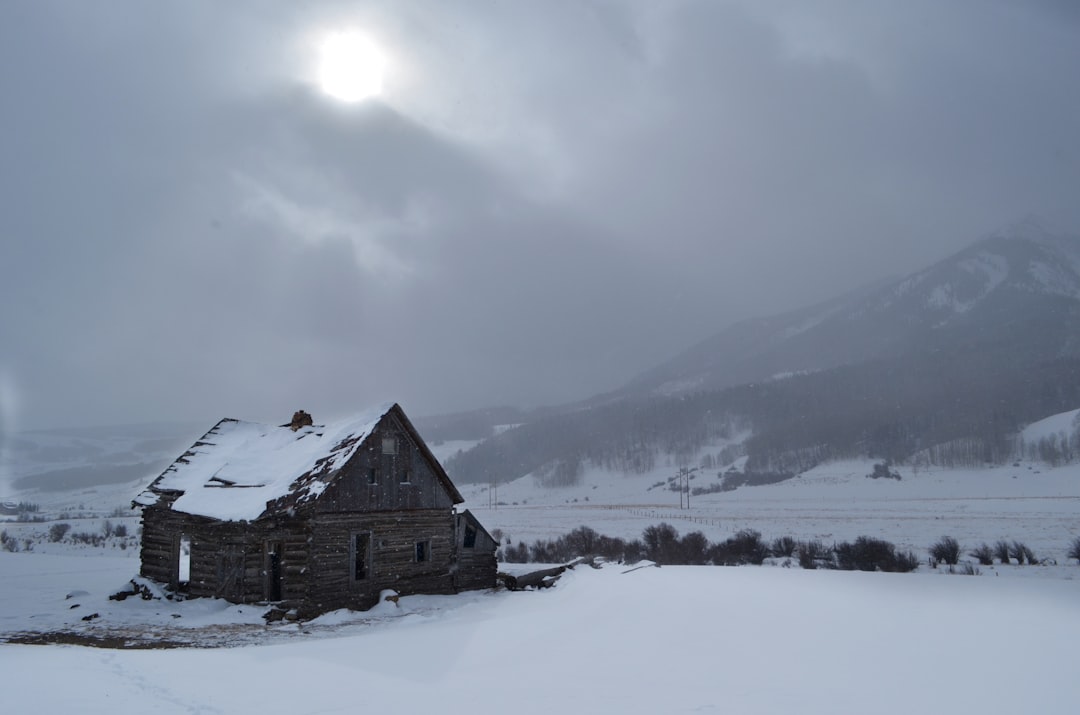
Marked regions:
[137,404,396,522]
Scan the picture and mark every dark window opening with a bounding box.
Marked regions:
[400,467,411,483]
[266,542,283,601]
[353,533,371,581]
[463,524,477,549]
[415,540,429,563]
[382,436,397,455]
[367,467,378,485]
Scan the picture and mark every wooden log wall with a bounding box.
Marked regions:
[139,505,312,606]
[307,509,456,615]
[454,525,498,593]
[139,505,183,586]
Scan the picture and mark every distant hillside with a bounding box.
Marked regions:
[445,219,1080,484]
[614,217,1080,400]
[1,422,198,495]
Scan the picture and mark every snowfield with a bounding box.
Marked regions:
[1,554,1079,714]
[2,447,1079,713]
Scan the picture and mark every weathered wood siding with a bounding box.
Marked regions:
[306,509,456,614]
[454,512,498,592]
[139,505,312,605]
[316,413,455,513]
[139,504,184,587]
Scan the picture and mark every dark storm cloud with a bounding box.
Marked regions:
[1,1,1078,430]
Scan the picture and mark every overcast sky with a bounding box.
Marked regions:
[1,0,1079,431]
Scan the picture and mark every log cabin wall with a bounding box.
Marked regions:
[307,509,456,615]
[138,504,185,586]
[139,504,312,605]
[454,512,498,592]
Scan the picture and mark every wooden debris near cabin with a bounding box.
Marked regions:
[498,558,593,591]
[620,562,660,574]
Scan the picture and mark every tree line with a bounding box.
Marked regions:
[445,350,1080,484]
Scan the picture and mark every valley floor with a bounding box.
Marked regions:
[461,459,1080,568]
[1,459,1078,713]
[1,555,1079,714]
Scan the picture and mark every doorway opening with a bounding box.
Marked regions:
[178,534,191,587]
[266,541,283,601]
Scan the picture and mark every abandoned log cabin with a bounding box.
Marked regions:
[134,403,497,617]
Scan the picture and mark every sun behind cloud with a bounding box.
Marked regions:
[318,31,386,102]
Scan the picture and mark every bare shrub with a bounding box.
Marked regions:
[113,524,128,538]
[567,526,601,554]
[893,550,921,573]
[771,536,797,558]
[48,522,71,542]
[969,543,994,566]
[1010,541,1036,565]
[680,531,710,565]
[643,523,682,564]
[623,539,645,564]
[993,540,1012,564]
[930,536,961,565]
[71,532,104,547]
[1068,537,1080,565]
[835,536,918,573]
[501,541,529,563]
[866,462,902,480]
[528,538,560,563]
[797,540,830,569]
[709,529,768,566]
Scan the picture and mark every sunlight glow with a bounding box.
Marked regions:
[318,31,386,102]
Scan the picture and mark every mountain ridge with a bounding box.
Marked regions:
[612,218,1080,401]
[443,218,1080,484]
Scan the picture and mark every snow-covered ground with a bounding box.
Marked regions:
[3,427,1080,713]
[1021,407,1080,443]
[1,553,1079,714]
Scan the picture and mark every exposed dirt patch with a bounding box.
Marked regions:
[3,631,195,649]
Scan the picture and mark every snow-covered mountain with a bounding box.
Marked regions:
[445,219,1080,484]
[615,217,1080,400]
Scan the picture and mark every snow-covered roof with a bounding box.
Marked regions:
[135,404,395,522]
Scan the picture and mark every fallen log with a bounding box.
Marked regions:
[497,564,571,591]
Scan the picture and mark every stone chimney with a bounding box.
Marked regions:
[289,410,313,431]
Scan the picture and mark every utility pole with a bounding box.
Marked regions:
[680,466,699,510]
